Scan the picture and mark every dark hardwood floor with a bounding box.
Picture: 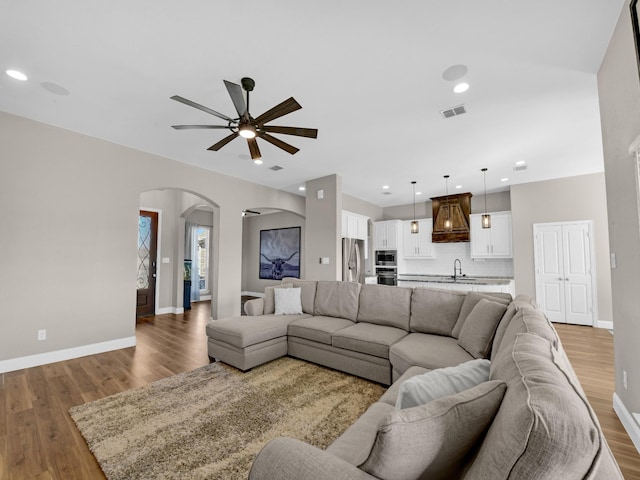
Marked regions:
[1,303,638,479]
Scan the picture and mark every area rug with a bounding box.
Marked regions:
[69,357,385,480]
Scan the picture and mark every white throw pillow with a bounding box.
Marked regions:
[395,358,491,409]
[274,287,303,315]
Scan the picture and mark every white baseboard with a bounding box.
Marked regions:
[613,393,640,453]
[156,307,185,315]
[0,336,137,374]
[242,291,265,298]
[198,295,212,301]
[597,320,614,330]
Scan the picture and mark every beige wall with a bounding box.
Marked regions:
[510,174,612,325]
[241,211,305,293]
[598,1,640,417]
[304,175,342,280]
[342,193,384,221]
[0,111,304,366]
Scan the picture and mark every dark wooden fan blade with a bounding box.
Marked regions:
[261,125,318,138]
[248,137,261,160]
[259,133,299,155]
[172,125,232,130]
[207,132,238,151]
[254,97,302,125]
[171,95,235,122]
[224,80,247,118]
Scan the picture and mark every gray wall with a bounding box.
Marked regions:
[342,193,384,221]
[305,175,342,280]
[241,211,305,293]
[510,173,613,325]
[382,191,511,220]
[598,0,640,418]
[0,111,304,365]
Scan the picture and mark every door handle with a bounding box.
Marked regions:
[565,277,569,281]
[558,277,563,281]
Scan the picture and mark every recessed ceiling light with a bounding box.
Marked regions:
[6,69,27,81]
[455,185,462,189]
[501,177,509,182]
[298,186,306,191]
[453,82,469,93]
[415,191,422,196]
[382,185,389,190]
[515,160,526,166]
[254,158,263,165]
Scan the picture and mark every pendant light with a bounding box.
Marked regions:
[443,175,452,231]
[411,181,419,234]
[481,168,491,229]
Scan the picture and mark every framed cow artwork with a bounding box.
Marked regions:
[259,227,301,280]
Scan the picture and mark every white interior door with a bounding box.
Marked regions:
[534,222,594,326]
[563,223,593,326]
[535,225,566,323]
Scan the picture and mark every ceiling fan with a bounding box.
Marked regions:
[171,77,318,161]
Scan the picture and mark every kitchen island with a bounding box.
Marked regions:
[397,274,514,295]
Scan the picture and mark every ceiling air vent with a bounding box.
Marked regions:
[440,104,467,119]
[513,165,528,171]
[269,165,283,171]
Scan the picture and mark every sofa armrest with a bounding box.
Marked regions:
[244,298,264,316]
[248,437,378,480]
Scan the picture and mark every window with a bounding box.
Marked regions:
[196,226,210,293]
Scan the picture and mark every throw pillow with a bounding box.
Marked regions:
[274,287,303,315]
[395,358,491,409]
[360,380,507,480]
[263,284,292,314]
[458,299,508,359]
[452,292,511,338]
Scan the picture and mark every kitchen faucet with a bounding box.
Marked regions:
[453,258,462,281]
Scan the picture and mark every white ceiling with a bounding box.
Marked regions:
[0,0,624,207]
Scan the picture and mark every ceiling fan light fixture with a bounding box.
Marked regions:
[238,124,257,139]
[253,158,263,165]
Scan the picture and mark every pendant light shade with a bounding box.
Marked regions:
[443,175,452,231]
[411,181,419,234]
[481,168,491,229]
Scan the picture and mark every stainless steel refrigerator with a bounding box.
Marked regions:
[342,237,365,283]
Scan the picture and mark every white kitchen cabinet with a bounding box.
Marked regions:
[402,219,435,258]
[342,211,369,240]
[470,211,512,258]
[374,220,401,250]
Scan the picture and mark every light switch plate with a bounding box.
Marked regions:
[162,257,170,264]
[317,189,324,200]
[610,253,616,269]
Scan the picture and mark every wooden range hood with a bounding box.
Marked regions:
[430,192,472,243]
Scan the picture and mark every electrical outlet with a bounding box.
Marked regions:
[623,370,628,390]
[37,329,46,341]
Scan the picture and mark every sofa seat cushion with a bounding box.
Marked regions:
[332,323,408,359]
[206,314,310,349]
[288,316,355,345]
[356,284,412,330]
[314,280,361,321]
[389,333,474,376]
[326,402,395,466]
[465,333,603,479]
[410,288,466,336]
[360,380,507,480]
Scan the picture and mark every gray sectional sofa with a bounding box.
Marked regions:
[205,279,623,479]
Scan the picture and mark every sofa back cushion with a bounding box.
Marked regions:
[314,280,361,321]
[360,380,506,480]
[492,306,560,362]
[263,283,292,314]
[457,299,508,359]
[410,288,466,336]
[357,284,412,330]
[464,333,602,480]
[452,292,511,339]
[282,278,317,314]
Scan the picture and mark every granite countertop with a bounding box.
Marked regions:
[397,274,513,285]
